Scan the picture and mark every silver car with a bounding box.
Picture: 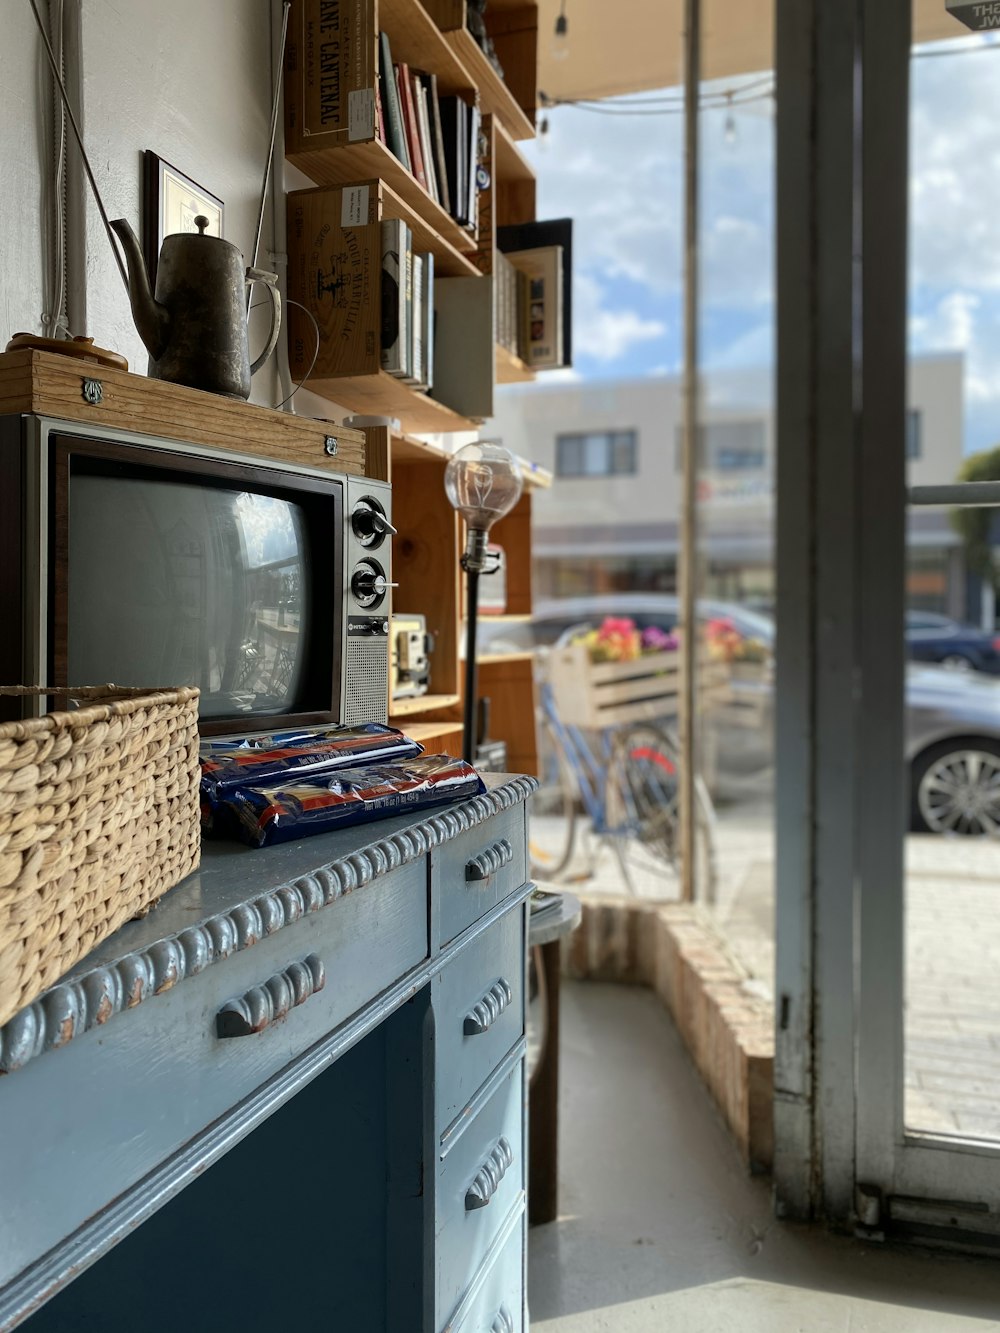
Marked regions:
[478,595,1000,836]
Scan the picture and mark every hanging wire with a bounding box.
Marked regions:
[273,299,320,411]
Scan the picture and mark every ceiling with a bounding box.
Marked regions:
[535,0,970,102]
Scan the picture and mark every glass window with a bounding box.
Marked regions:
[556,430,637,477]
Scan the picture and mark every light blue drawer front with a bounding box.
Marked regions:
[437,1060,525,1325]
[435,908,525,1135]
[448,1215,524,1333]
[0,860,428,1292]
[434,807,527,946]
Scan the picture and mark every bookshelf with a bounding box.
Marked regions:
[421,0,538,141]
[283,0,547,772]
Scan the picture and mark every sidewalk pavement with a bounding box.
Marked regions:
[532,801,1000,1141]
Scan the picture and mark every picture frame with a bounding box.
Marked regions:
[142,151,224,288]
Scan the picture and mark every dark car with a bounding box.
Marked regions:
[905,611,1000,675]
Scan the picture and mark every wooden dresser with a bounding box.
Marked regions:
[0,773,536,1333]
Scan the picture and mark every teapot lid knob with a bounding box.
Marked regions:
[194,215,210,235]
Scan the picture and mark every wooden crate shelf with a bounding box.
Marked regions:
[390,691,461,718]
[495,343,535,384]
[305,370,477,435]
[422,0,537,141]
[399,719,464,756]
[286,139,478,260]
[494,120,537,228]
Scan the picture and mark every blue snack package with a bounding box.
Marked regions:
[200,724,425,831]
[221,754,487,849]
[199,724,381,756]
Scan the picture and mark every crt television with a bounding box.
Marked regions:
[0,418,393,734]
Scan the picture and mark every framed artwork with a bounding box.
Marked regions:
[142,150,224,287]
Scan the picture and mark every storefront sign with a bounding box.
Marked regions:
[946,0,1000,30]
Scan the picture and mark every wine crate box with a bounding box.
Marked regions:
[285,0,377,154]
[287,183,382,381]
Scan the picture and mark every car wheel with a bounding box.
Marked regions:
[940,654,974,672]
[911,738,1000,835]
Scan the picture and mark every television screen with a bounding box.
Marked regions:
[68,476,310,717]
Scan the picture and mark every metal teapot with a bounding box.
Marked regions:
[110,216,281,400]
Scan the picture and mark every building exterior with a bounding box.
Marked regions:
[486,354,967,614]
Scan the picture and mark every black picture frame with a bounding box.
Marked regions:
[142,150,224,290]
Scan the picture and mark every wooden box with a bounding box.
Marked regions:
[421,0,537,140]
[0,348,366,475]
[546,643,730,730]
[287,181,494,430]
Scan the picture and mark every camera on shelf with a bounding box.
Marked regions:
[391,614,434,700]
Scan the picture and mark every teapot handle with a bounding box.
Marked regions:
[246,267,282,376]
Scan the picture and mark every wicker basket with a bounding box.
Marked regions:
[546,644,730,730]
[0,686,201,1028]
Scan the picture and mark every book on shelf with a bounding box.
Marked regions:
[505,245,563,369]
[422,251,435,393]
[408,252,424,388]
[419,78,442,208]
[380,218,410,379]
[498,218,574,368]
[397,63,427,191]
[425,72,451,216]
[375,80,386,146]
[466,102,481,238]
[379,31,410,172]
[439,95,468,226]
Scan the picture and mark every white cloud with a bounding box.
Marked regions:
[571,271,667,362]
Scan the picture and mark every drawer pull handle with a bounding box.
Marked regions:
[464,978,513,1035]
[216,954,325,1038]
[466,837,514,884]
[492,1309,514,1333]
[465,1135,514,1211]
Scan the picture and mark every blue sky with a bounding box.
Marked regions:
[518,37,1000,454]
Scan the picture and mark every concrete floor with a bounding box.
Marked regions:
[528,982,1000,1332]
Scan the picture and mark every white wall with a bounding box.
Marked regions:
[0,1,297,411]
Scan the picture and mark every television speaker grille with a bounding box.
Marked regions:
[345,635,388,725]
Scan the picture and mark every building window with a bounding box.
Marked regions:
[907,409,922,460]
[556,430,637,478]
[675,419,767,471]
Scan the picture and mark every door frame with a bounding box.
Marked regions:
[774,0,1000,1233]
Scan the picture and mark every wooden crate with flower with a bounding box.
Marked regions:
[545,617,731,730]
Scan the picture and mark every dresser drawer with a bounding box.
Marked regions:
[0,859,428,1293]
[437,1060,525,1325]
[434,807,527,945]
[447,1215,524,1333]
[435,907,525,1135]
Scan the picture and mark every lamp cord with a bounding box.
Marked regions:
[463,567,480,765]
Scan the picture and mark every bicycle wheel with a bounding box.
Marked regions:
[605,722,717,901]
[529,713,578,881]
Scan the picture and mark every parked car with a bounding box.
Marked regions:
[480,595,1000,836]
[905,610,1000,675]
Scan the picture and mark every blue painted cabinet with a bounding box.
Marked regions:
[0,775,536,1333]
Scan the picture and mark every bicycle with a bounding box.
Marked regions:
[528,651,718,901]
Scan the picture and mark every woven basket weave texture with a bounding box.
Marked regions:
[0,686,201,1029]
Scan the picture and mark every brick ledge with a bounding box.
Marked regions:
[562,895,774,1173]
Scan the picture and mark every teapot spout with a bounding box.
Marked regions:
[110,219,170,362]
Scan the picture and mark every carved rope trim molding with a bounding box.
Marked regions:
[0,775,538,1074]
[216,954,325,1039]
[465,1135,514,1211]
[491,1309,514,1333]
[466,837,514,883]
[464,978,514,1036]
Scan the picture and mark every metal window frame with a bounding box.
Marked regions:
[774,0,910,1221]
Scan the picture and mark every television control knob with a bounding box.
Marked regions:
[350,560,398,608]
[381,620,390,634]
[351,499,397,548]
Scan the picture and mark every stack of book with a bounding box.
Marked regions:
[496,245,565,371]
[380,220,435,392]
[378,31,481,236]
[497,219,574,372]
